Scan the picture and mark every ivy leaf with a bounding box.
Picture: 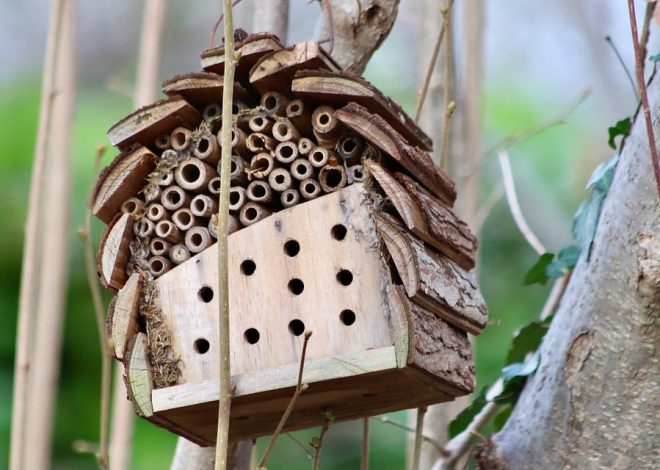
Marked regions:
[572,155,619,261]
[494,350,541,405]
[505,319,551,365]
[447,387,488,439]
[523,253,554,285]
[607,117,631,149]
[650,54,660,62]
[493,405,513,432]
[545,245,580,279]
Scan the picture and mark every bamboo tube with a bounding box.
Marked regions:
[157,171,174,186]
[191,194,217,218]
[246,132,275,153]
[121,197,145,216]
[208,213,239,238]
[154,133,171,150]
[185,226,213,254]
[155,220,183,243]
[312,105,344,149]
[290,158,314,181]
[298,137,314,156]
[272,119,301,142]
[299,178,322,200]
[149,237,171,256]
[203,102,221,131]
[248,115,273,134]
[281,188,300,208]
[239,202,271,226]
[135,218,155,237]
[248,153,275,180]
[308,147,333,168]
[227,124,249,156]
[193,133,220,165]
[172,208,196,231]
[208,177,221,195]
[261,91,289,116]
[319,164,348,193]
[143,184,161,203]
[274,141,299,164]
[229,187,248,213]
[169,244,190,265]
[229,155,248,185]
[348,165,367,183]
[338,135,365,164]
[148,255,172,277]
[146,203,167,222]
[171,126,193,151]
[268,168,293,192]
[247,180,273,205]
[174,158,215,192]
[286,99,313,135]
[161,185,192,211]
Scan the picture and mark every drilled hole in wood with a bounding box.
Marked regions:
[337,269,353,286]
[288,278,304,295]
[340,309,356,326]
[244,328,260,344]
[284,240,300,257]
[241,259,256,275]
[288,319,305,336]
[194,338,210,354]
[198,286,214,303]
[331,224,347,241]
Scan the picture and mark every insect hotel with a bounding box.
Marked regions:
[94,31,488,445]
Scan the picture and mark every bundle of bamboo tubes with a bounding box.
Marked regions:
[117,91,370,279]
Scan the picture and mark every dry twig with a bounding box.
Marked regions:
[361,418,369,470]
[411,406,428,470]
[439,2,454,170]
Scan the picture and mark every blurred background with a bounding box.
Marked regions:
[0,0,651,468]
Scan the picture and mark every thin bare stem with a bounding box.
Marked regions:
[214,1,238,468]
[411,406,428,470]
[371,416,448,455]
[473,183,504,233]
[10,2,65,468]
[285,433,314,460]
[257,331,313,468]
[78,146,112,470]
[321,0,335,53]
[497,150,546,255]
[312,420,330,470]
[640,1,656,61]
[209,0,244,48]
[628,0,660,197]
[361,418,369,470]
[413,0,454,124]
[439,3,454,170]
[605,36,639,101]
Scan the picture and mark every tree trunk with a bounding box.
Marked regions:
[479,76,660,469]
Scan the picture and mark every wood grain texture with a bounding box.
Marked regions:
[249,41,340,93]
[161,72,254,109]
[201,32,284,83]
[375,213,487,334]
[125,332,155,417]
[293,70,432,151]
[107,272,142,360]
[92,145,156,224]
[107,96,201,150]
[97,213,134,292]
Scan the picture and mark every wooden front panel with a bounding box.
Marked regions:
[155,184,394,384]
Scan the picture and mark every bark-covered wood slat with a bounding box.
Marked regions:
[107,96,202,150]
[97,213,135,292]
[249,41,340,93]
[334,102,449,199]
[201,32,284,82]
[161,72,254,109]
[107,272,142,360]
[292,70,433,151]
[92,145,157,224]
[375,213,487,335]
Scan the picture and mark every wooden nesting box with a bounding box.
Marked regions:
[95,31,487,446]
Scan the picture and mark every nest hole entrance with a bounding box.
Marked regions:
[284,240,300,257]
[340,309,356,326]
[193,199,205,212]
[280,145,294,158]
[288,319,305,336]
[229,190,240,205]
[197,137,210,153]
[288,278,304,295]
[173,131,187,148]
[245,207,258,221]
[252,184,266,198]
[198,286,214,303]
[325,169,343,188]
[194,338,210,354]
[241,259,256,275]
[264,95,278,111]
[331,224,347,241]
[244,328,260,344]
[342,139,357,153]
[337,269,354,286]
[181,163,201,184]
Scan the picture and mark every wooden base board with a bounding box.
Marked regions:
[150,346,454,445]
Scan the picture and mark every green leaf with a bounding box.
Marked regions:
[494,350,541,405]
[505,319,551,365]
[607,117,631,149]
[650,54,660,62]
[493,405,513,432]
[572,156,619,261]
[523,253,554,285]
[447,387,488,438]
[545,245,581,278]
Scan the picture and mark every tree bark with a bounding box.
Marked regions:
[315,0,400,74]
[479,76,660,469]
[253,0,288,43]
